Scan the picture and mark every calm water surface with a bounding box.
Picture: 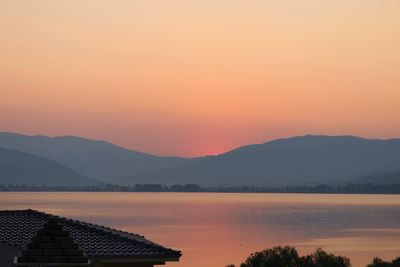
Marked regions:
[1,192,400,267]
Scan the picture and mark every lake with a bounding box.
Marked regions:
[1,192,399,267]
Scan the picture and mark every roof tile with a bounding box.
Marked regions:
[0,209,181,260]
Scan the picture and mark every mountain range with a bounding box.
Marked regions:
[0,132,190,182]
[0,147,94,186]
[120,135,400,186]
[0,132,399,186]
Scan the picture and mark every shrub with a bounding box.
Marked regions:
[239,246,300,267]
[235,246,350,267]
[367,257,400,267]
[300,248,351,267]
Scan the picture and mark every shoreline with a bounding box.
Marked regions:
[1,183,400,195]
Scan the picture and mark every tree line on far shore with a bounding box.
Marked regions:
[1,183,400,194]
[225,246,400,267]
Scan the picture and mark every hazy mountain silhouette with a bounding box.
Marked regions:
[0,132,192,182]
[0,147,94,186]
[1,133,399,186]
[121,135,400,186]
[355,169,400,185]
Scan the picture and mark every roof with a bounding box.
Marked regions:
[15,218,90,266]
[0,209,181,260]
[0,242,19,267]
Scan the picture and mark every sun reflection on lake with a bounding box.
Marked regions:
[1,192,400,267]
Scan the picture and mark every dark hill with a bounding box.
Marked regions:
[356,170,400,185]
[0,147,94,186]
[0,132,192,182]
[121,135,400,186]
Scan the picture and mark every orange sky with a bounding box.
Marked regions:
[1,0,399,157]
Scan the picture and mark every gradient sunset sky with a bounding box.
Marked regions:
[1,0,399,157]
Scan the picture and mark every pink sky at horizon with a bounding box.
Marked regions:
[1,0,400,157]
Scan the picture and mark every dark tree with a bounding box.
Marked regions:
[239,246,300,267]
[234,246,352,267]
[367,257,400,267]
[300,248,350,267]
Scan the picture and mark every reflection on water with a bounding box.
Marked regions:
[1,192,400,267]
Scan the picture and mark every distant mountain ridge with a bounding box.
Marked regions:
[120,135,400,186]
[0,147,94,186]
[0,132,192,182]
[356,169,400,185]
[1,132,399,186]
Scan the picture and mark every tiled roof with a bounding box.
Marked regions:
[0,242,19,267]
[0,209,181,260]
[15,218,90,266]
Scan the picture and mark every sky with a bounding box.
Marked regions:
[1,0,400,157]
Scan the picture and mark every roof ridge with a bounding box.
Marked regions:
[15,218,90,266]
[0,209,181,259]
[8,209,180,254]
[58,217,179,253]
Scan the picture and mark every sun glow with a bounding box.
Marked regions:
[1,0,399,156]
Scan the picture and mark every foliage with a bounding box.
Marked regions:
[239,246,300,267]
[301,248,351,267]
[366,257,400,267]
[230,246,400,267]
[235,246,350,267]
